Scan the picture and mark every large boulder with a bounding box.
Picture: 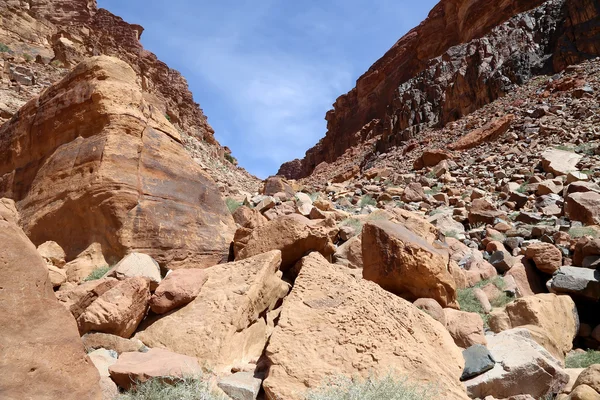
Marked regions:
[465,328,569,398]
[104,252,161,290]
[0,198,102,399]
[263,253,469,400]
[574,365,600,394]
[234,215,336,271]
[567,192,600,226]
[525,243,563,274]
[541,149,583,176]
[149,268,207,314]
[65,242,108,283]
[488,294,578,362]
[449,114,515,150]
[0,56,235,268]
[135,251,289,373]
[444,309,487,348]
[333,235,363,269]
[362,220,458,308]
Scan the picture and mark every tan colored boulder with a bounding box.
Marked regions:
[82,333,146,355]
[567,384,600,400]
[88,349,119,400]
[564,368,586,394]
[575,365,600,394]
[37,241,66,268]
[525,243,563,274]
[105,252,161,290]
[444,308,487,348]
[135,251,290,373]
[468,198,507,225]
[506,262,546,298]
[56,278,120,320]
[65,242,108,284]
[150,269,207,314]
[449,114,515,150]
[362,220,458,308]
[77,277,151,338]
[232,206,268,229]
[235,215,335,271]
[414,298,446,325]
[333,235,363,269]
[0,198,102,399]
[263,253,469,400]
[261,176,294,197]
[413,149,453,170]
[542,149,583,176]
[488,294,578,362]
[567,192,600,226]
[47,264,67,288]
[109,348,202,390]
[402,182,426,203]
[0,56,235,269]
[465,328,569,398]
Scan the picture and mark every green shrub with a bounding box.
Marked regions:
[457,276,512,326]
[309,192,319,202]
[116,376,226,400]
[50,59,64,68]
[305,374,437,400]
[84,265,111,281]
[566,350,600,369]
[569,226,600,239]
[23,53,33,62]
[225,198,242,214]
[224,153,237,165]
[359,194,377,208]
[554,145,575,152]
[165,114,171,122]
[340,218,363,235]
[516,183,529,194]
[0,43,10,53]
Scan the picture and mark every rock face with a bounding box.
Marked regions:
[361,220,458,308]
[278,0,600,179]
[0,56,236,267]
[0,198,102,400]
[263,253,469,400]
[135,251,289,373]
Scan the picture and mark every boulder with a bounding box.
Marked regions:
[37,241,66,268]
[362,220,458,308]
[77,277,151,338]
[262,252,469,400]
[82,333,146,355]
[469,199,506,225]
[65,242,108,283]
[414,298,446,325]
[47,265,67,288]
[0,198,102,399]
[135,251,289,373]
[105,252,161,290]
[402,182,426,203]
[413,149,453,170]
[261,176,294,197]
[56,278,120,320]
[232,206,268,229]
[550,267,600,301]
[235,215,335,271]
[506,262,546,298]
[449,114,515,150]
[525,243,563,274]
[218,372,262,400]
[108,348,202,390]
[444,308,487,348]
[461,344,496,381]
[574,365,600,394]
[567,192,600,226]
[333,235,363,269]
[574,238,600,267]
[565,384,600,400]
[88,349,119,400]
[465,328,569,398]
[149,268,207,314]
[0,56,235,268]
[541,149,583,176]
[488,294,578,362]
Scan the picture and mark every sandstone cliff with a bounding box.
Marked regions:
[279,0,600,179]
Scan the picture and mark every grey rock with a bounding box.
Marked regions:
[461,344,496,381]
[218,372,262,400]
[550,267,600,301]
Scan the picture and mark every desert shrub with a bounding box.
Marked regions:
[116,376,226,400]
[309,192,319,202]
[554,145,575,152]
[566,350,600,369]
[359,194,377,208]
[569,226,600,239]
[340,218,363,235]
[225,198,242,214]
[305,374,437,400]
[0,43,10,52]
[516,183,529,194]
[224,153,237,164]
[84,265,111,281]
[50,59,64,67]
[23,53,33,62]
[457,276,511,326]
[444,230,460,239]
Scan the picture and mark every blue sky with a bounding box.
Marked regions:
[97,0,437,178]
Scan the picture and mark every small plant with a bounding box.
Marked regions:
[424,186,441,196]
[224,153,237,165]
[0,43,10,53]
[457,276,511,327]
[445,230,460,239]
[50,59,64,68]
[23,53,33,62]
[340,218,364,235]
[309,192,319,202]
[225,198,242,214]
[305,374,437,400]
[359,194,377,208]
[569,226,600,239]
[554,145,575,152]
[565,350,600,369]
[165,114,171,122]
[84,265,111,281]
[516,183,529,194]
[117,376,226,400]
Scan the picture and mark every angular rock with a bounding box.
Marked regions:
[488,294,578,362]
[574,365,600,394]
[541,149,583,176]
[135,251,289,373]
[82,332,146,355]
[233,206,268,230]
[469,199,506,225]
[465,328,569,398]
[65,242,108,284]
[0,56,235,268]
[550,267,600,301]
[402,182,426,203]
[56,278,120,320]
[362,220,458,308]
[261,176,294,197]
[449,114,515,150]
[567,192,600,226]
[105,252,161,290]
[37,241,66,268]
[414,298,446,325]
[235,215,335,271]
[149,269,207,314]
[109,348,202,390]
[445,308,487,348]
[525,243,563,274]
[506,262,545,298]
[88,349,119,400]
[263,252,469,400]
[218,372,262,400]
[77,277,151,338]
[461,344,496,381]
[0,198,102,399]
